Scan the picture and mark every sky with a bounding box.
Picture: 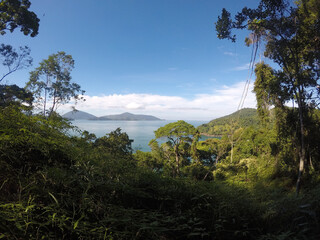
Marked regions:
[1,0,263,120]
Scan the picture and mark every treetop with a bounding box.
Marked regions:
[0,0,40,37]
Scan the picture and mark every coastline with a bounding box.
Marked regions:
[200,133,222,138]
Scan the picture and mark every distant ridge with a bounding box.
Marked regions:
[98,112,162,121]
[62,110,97,120]
[197,108,258,136]
[62,111,162,121]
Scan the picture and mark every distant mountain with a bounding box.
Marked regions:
[62,110,97,120]
[98,112,162,121]
[63,111,162,121]
[197,108,259,136]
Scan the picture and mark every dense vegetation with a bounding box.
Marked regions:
[1,0,320,239]
[1,106,320,239]
[197,108,259,136]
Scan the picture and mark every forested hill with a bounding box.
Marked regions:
[197,108,259,135]
[63,111,162,121]
[98,112,162,121]
[62,110,98,120]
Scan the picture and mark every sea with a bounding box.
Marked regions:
[70,120,208,152]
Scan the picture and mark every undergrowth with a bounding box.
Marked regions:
[0,107,319,239]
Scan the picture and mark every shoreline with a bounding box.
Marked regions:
[200,133,222,137]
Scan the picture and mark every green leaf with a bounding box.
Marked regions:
[48,192,59,205]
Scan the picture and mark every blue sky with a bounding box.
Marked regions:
[1,0,262,120]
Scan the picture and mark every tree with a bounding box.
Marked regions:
[94,128,133,156]
[134,150,164,173]
[26,51,85,117]
[197,137,229,166]
[0,44,32,82]
[93,128,135,179]
[153,120,197,176]
[0,0,39,83]
[0,84,33,107]
[216,0,320,195]
[253,62,277,125]
[0,0,40,37]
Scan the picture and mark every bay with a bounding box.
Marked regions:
[70,120,208,152]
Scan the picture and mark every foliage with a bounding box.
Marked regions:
[215,0,320,194]
[0,84,33,107]
[0,0,320,236]
[0,0,40,37]
[197,108,259,136]
[152,120,197,176]
[94,127,133,156]
[26,51,85,117]
[253,62,279,125]
[1,107,320,239]
[0,44,32,82]
[134,150,164,173]
[196,137,229,165]
[216,8,236,42]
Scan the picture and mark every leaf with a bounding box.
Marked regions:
[48,192,59,205]
[25,204,35,213]
[74,215,84,229]
[74,220,79,229]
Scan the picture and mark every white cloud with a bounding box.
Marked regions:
[233,63,251,71]
[126,102,145,109]
[59,82,257,121]
[224,51,237,57]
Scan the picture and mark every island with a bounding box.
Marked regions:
[62,110,162,121]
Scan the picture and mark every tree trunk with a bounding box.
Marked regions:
[43,88,47,117]
[174,145,180,176]
[296,94,306,196]
[215,156,220,165]
[44,75,49,117]
[49,88,57,118]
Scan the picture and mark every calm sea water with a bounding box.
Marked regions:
[70,120,208,152]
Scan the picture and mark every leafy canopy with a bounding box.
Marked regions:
[0,0,40,37]
[0,84,33,107]
[215,0,320,195]
[26,51,85,117]
[154,120,197,144]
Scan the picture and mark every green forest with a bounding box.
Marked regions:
[197,108,259,136]
[1,0,320,239]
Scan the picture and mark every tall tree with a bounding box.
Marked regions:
[0,0,40,37]
[216,0,320,194]
[26,52,85,117]
[253,62,284,125]
[153,120,197,176]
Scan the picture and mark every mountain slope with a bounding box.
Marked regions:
[98,112,162,121]
[197,108,259,135]
[62,110,97,120]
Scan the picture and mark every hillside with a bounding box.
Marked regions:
[62,110,98,120]
[98,112,162,121]
[62,111,162,121]
[197,108,259,136]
